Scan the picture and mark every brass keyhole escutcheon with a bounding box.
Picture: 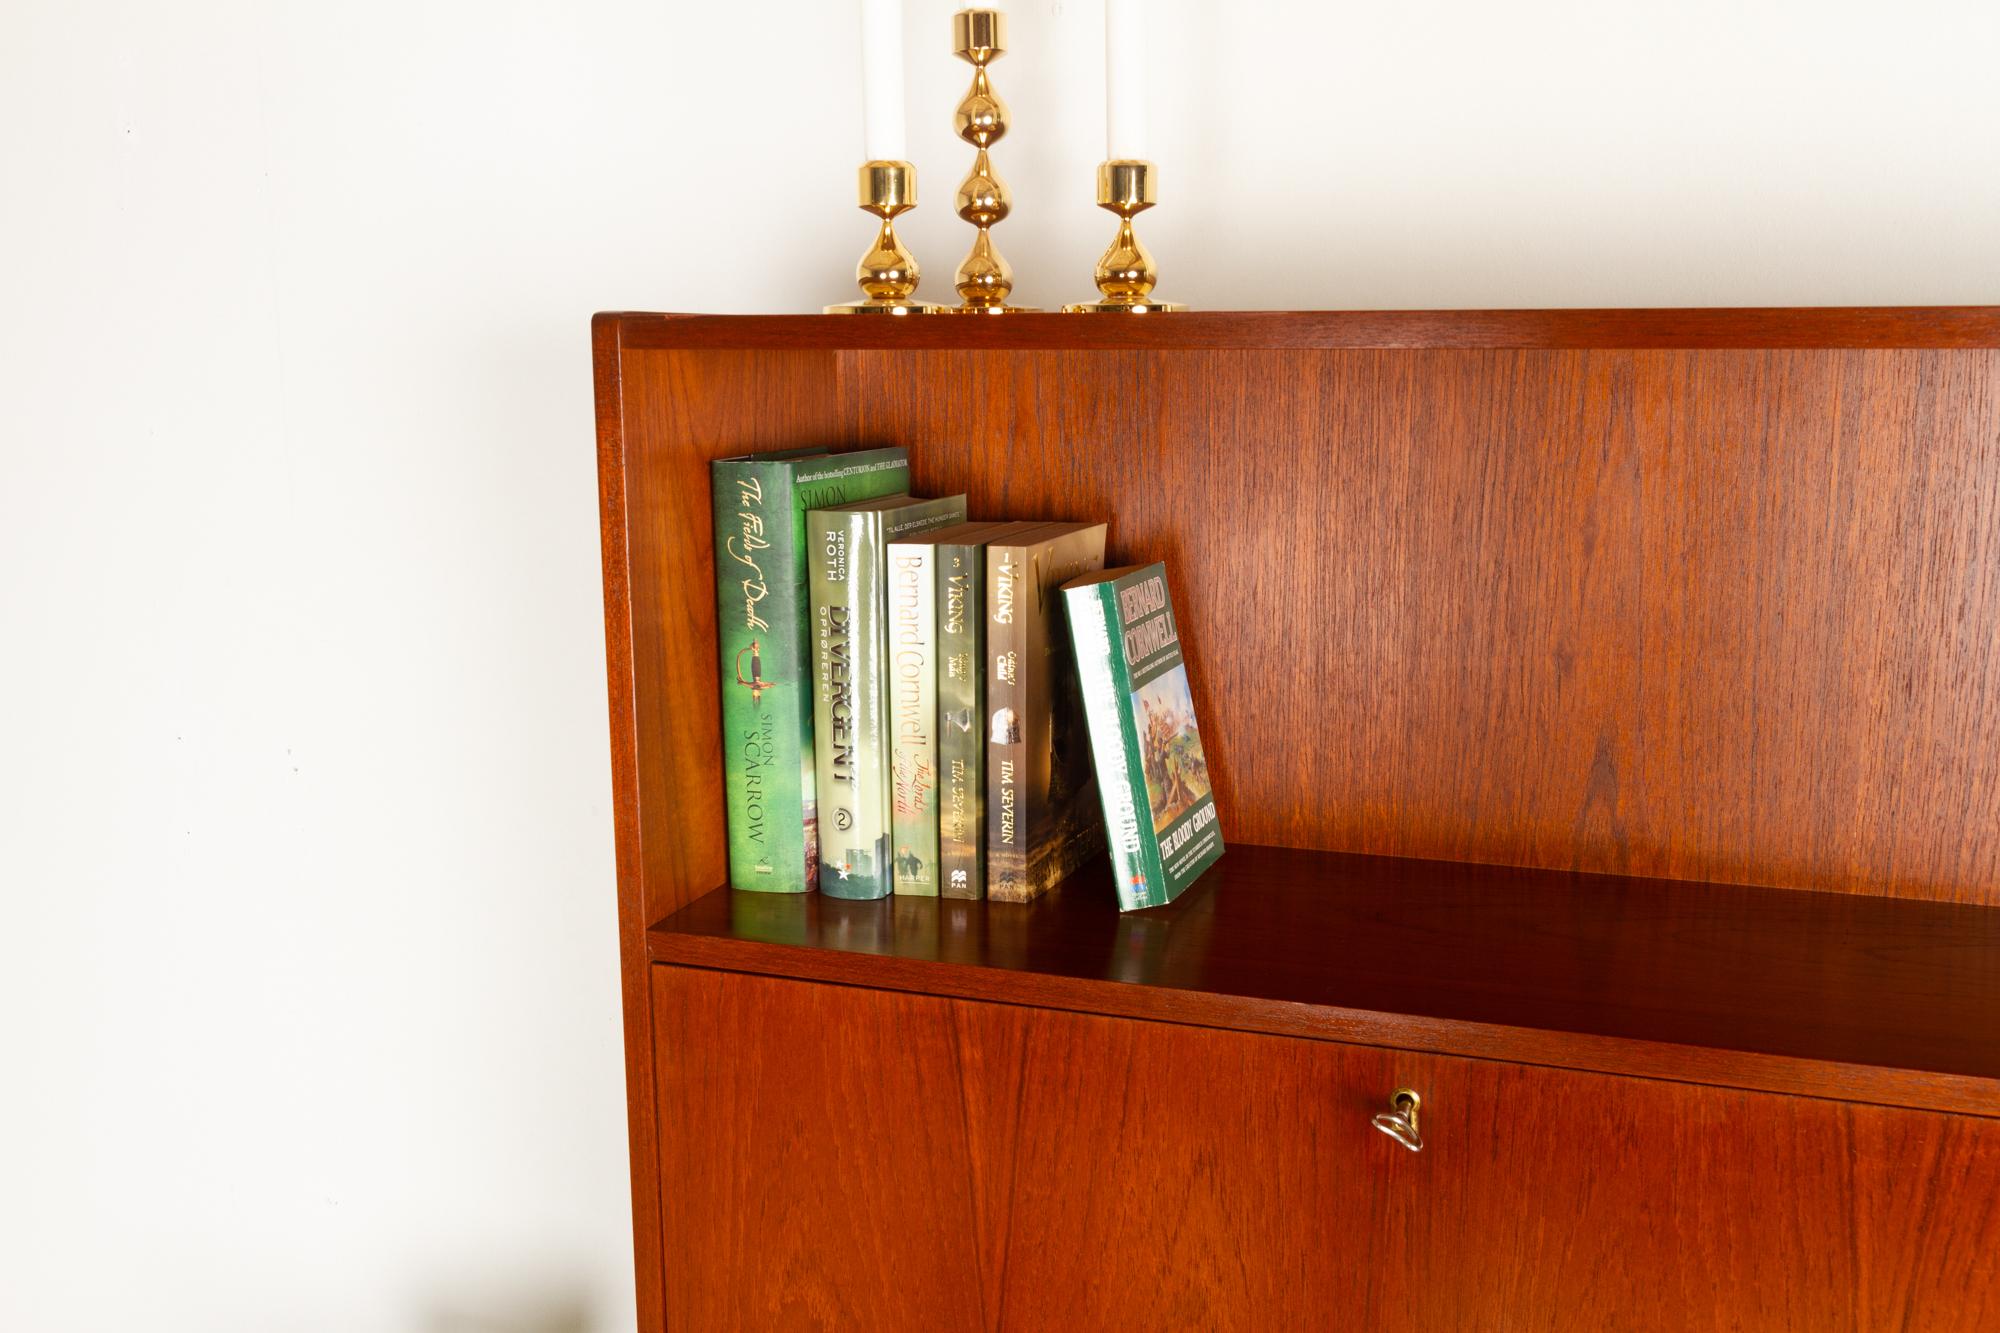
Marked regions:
[1372,1087,1423,1152]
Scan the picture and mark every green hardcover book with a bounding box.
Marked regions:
[809,492,968,899]
[934,521,1052,899]
[1063,563,1223,911]
[885,521,1012,898]
[985,522,1108,902]
[710,447,910,893]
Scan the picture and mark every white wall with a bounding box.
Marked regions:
[3,2,1997,1330]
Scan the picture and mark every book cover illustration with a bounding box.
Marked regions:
[986,522,1108,903]
[885,521,1011,898]
[1136,666,1213,835]
[808,492,969,899]
[710,447,910,893]
[1063,562,1224,911]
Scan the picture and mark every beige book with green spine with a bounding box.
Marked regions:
[808,492,967,899]
[884,521,1013,897]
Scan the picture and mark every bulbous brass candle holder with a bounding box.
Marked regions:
[826,160,937,315]
[1064,159,1185,313]
[946,9,1035,313]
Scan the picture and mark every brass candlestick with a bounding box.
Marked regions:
[1064,159,1185,313]
[947,9,1034,313]
[826,160,937,315]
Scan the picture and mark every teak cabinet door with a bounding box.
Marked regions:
[650,965,2000,1332]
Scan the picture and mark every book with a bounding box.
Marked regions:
[808,492,969,898]
[1063,563,1224,911]
[934,521,1051,899]
[985,521,1108,902]
[884,521,1013,898]
[710,447,911,893]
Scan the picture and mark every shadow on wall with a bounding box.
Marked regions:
[419,1282,598,1333]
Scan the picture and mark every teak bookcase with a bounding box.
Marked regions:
[593,309,2000,1331]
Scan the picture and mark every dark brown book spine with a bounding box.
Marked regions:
[937,537,986,899]
[985,525,1108,902]
[986,542,1030,900]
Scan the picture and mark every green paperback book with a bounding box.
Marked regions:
[934,521,1049,899]
[884,522,1012,898]
[809,493,969,899]
[710,447,910,893]
[1063,562,1223,911]
[986,522,1108,903]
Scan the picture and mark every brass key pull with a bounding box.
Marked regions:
[1372,1088,1423,1152]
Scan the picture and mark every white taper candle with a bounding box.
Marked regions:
[1105,0,1148,160]
[861,0,907,162]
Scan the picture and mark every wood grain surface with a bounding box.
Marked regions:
[597,314,2000,923]
[611,307,2000,351]
[847,345,2000,904]
[592,312,2000,1331]
[590,314,665,1332]
[653,964,2000,1332]
[594,324,849,1331]
[649,844,2000,1117]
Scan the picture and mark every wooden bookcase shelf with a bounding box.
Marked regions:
[649,846,2000,1118]
[606,307,2000,351]
[595,308,2000,1330]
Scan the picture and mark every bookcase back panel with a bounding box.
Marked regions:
[842,346,2000,904]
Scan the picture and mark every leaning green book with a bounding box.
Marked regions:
[885,522,1012,898]
[710,446,910,893]
[1063,563,1223,911]
[809,493,968,899]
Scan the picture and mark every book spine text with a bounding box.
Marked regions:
[986,543,1029,900]
[811,511,892,899]
[887,541,940,895]
[937,542,985,898]
[713,459,812,892]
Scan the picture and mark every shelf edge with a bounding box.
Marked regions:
[645,930,2000,1120]
[602,308,2000,352]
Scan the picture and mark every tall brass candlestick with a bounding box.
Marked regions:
[1064,159,1185,313]
[947,9,1034,313]
[826,160,937,315]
